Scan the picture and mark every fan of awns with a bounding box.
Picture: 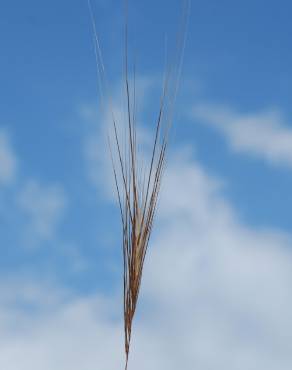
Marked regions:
[88,0,190,368]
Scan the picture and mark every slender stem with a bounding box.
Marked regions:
[125,354,129,370]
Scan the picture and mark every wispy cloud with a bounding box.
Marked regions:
[192,103,292,168]
[81,76,157,201]
[0,130,17,185]
[0,128,83,277]
[17,180,67,246]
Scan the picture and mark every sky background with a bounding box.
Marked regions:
[0,0,292,369]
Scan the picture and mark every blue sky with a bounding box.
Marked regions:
[1,1,292,369]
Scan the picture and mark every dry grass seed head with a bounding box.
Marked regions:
[88,1,190,369]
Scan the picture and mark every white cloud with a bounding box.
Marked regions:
[193,103,292,168]
[0,149,292,369]
[0,129,17,185]
[141,151,292,369]
[0,281,123,370]
[0,129,72,257]
[17,180,67,246]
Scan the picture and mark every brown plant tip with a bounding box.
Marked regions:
[110,75,168,370]
[88,1,190,369]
